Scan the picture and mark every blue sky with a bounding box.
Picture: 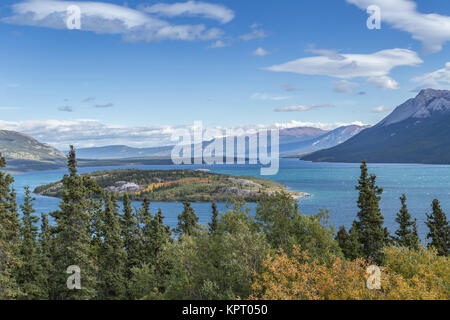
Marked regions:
[1,0,450,148]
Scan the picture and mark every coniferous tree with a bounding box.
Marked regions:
[426,199,450,256]
[354,161,387,263]
[175,202,199,237]
[337,222,364,260]
[120,194,141,289]
[50,146,101,299]
[99,193,127,299]
[393,194,420,249]
[209,202,219,233]
[17,187,43,299]
[0,154,22,299]
[38,213,53,299]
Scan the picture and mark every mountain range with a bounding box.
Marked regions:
[302,89,450,164]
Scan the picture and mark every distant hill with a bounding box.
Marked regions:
[280,125,369,156]
[0,130,65,161]
[75,145,174,159]
[302,89,450,164]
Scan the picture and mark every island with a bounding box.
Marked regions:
[33,169,310,202]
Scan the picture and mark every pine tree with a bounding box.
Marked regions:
[426,199,450,256]
[17,187,44,299]
[175,202,199,237]
[209,202,219,233]
[0,153,22,299]
[393,194,420,249]
[50,146,101,299]
[38,213,53,299]
[120,194,141,287]
[99,193,127,299]
[354,161,387,263]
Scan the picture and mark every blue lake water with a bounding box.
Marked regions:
[9,159,450,241]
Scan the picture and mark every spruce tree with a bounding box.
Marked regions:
[99,193,127,299]
[38,213,53,299]
[354,161,387,263]
[426,199,450,256]
[209,202,219,233]
[120,194,141,287]
[0,153,22,299]
[17,187,44,299]
[175,202,199,237]
[393,194,420,249]
[50,146,101,299]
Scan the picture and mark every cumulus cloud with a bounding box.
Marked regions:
[143,1,235,24]
[3,0,227,42]
[240,24,267,41]
[333,80,358,93]
[208,39,230,48]
[266,48,422,90]
[252,47,270,57]
[371,105,392,113]
[274,104,334,112]
[274,120,367,131]
[0,119,367,149]
[347,0,450,53]
[411,62,450,91]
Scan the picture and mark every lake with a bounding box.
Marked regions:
[9,159,450,241]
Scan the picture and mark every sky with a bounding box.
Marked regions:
[1,0,450,149]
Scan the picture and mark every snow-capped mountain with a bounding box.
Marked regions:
[302,89,450,164]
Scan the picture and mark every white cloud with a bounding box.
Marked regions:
[3,0,226,42]
[267,48,422,90]
[240,24,267,41]
[208,39,230,48]
[251,93,289,101]
[333,80,358,93]
[347,0,450,53]
[252,47,270,57]
[274,104,334,112]
[411,62,450,91]
[305,45,345,61]
[0,119,367,149]
[143,1,235,24]
[371,105,392,113]
[274,120,367,131]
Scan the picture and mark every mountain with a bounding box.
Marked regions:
[302,89,450,164]
[73,127,328,159]
[74,145,174,159]
[280,125,370,156]
[0,130,65,161]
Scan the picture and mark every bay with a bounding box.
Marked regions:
[9,159,450,240]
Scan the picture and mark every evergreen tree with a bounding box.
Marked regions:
[0,153,22,299]
[354,161,387,263]
[17,187,44,299]
[336,223,364,260]
[38,213,53,299]
[209,202,219,233]
[99,193,127,299]
[50,146,101,299]
[393,194,420,249]
[426,199,450,256]
[175,202,199,237]
[120,194,141,288]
